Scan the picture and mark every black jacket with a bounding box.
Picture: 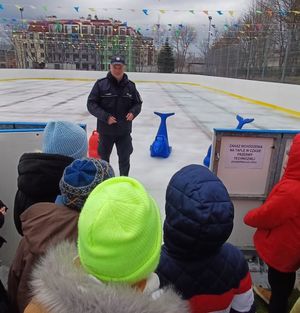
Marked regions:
[87,72,142,136]
[13,153,73,235]
[0,201,8,313]
[0,281,8,313]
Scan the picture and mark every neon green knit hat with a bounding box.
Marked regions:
[78,176,162,284]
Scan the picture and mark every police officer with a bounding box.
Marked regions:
[87,56,142,176]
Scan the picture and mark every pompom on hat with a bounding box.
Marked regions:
[78,176,162,284]
[42,121,88,159]
[59,158,115,211]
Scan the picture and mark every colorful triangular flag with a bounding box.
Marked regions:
[279,9,287,16]
[266,9,273,17]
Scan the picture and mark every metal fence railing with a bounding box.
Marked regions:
[204,28,300,84]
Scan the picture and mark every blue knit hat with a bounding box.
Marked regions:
[59,158,115,211]
[42,121,88,159]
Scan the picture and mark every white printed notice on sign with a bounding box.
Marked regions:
[224,137,266,169]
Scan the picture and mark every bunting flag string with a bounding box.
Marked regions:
[0,2,299,17]
[3,16,300,33]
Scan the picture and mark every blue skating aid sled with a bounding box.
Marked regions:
[203,114,255,168]
[150,112,175,158]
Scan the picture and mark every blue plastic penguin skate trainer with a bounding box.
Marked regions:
[150,112,175,158]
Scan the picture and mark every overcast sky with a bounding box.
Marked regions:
[1,0,254,28]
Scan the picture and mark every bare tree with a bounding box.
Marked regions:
[202,0,300,82]
[170,25,197,73]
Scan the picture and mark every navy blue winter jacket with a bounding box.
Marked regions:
[156,165,255,313]
[87,72,142,136]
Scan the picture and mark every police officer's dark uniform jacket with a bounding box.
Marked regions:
[87,72,142,175]
[87,72,142,136]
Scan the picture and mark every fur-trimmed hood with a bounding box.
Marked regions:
[29,241,189,313]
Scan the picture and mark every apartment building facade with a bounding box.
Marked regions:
[13,17,155,71]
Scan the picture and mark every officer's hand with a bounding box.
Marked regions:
[126,113,134,121]
[108,116,117,125]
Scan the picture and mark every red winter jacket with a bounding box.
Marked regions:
[244,134,300,273]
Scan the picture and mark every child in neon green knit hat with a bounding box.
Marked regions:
[24,177,189,313]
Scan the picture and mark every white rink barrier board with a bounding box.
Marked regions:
[211,129,300,248]
[0,122,86,266]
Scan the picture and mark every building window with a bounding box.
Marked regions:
[106,26,113,36]
[31,43,35,49]
[72,25,79,33]
[82,26,88,34]
[40,53,44,58]
[119,27,126,35]
[40,44,44,49]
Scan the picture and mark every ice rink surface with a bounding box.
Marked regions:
[0,78,299,216]
[1,77,300,287]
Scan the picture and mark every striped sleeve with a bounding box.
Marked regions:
[230,272,255,313]
[189,272,255,313]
